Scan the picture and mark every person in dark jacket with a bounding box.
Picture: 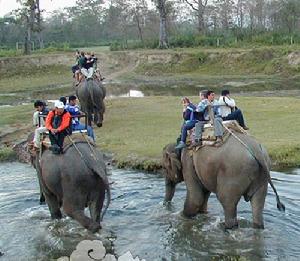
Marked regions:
[175,97,199,149]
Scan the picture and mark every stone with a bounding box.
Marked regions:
[70,240,106,261]
[103,254,117,261]
[57,257,70,261]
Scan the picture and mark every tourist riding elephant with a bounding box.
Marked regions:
[32,140,110,232]
[162,133,285,229]
[76,79,106,127]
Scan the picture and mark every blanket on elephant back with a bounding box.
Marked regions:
[42,133,95,153]
[187,120,248,149]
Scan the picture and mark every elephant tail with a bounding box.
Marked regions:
[76,145,111,220]
[255,145,285,212]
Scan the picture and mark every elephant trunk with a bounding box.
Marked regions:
[164,177,177,202]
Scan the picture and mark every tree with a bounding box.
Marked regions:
[16,0,36,54]
[152,0,170,48]
[182,0,208,33]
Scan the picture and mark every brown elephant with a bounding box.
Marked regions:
[31,139,110,232]
[76,79,106,127]
[162,133,285,229]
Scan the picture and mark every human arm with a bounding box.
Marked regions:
[45,111,54,132]
[223,96,235,108]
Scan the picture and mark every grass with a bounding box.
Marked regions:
[92,96,300,170]
[1,96,300,170]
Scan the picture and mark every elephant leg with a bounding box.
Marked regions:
[62,195,101,232]
[199,191,211,213]
[183,172,207,217]
[251,183,268,229]
[218,191,239,229]
[44,191,62,219]
[89,189,105,223]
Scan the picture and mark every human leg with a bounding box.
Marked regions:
[33,127,47,148]
[176,121,196,149]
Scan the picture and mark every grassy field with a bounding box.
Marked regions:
[1,96,300,169]
[0,47,299,169]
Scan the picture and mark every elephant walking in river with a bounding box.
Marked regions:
[76,79,106,127]
[162,133,285,229]
[33,140,110,232]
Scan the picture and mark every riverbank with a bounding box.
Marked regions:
[1,96,300,170]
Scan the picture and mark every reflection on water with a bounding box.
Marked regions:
[0,162,300,260]
[108,89,145,98]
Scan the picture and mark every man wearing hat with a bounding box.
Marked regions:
[45,100,71,154]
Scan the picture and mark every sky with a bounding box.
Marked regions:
[0,0,78,17]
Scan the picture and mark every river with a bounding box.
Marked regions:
[0,162,299,261]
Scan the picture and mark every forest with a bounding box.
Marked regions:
[0,0,299,54]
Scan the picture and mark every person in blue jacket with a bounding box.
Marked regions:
[175,97,199,149]
[65,95,95,141]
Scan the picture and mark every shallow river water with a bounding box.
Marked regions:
[0,162,299,261]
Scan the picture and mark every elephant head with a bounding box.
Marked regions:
[162,143,183,202]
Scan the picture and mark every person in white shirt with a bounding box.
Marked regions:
[218,90,248,130]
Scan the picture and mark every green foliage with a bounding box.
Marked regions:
[0,147,17,162]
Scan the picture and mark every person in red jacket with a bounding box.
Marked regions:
[45,100,71,154]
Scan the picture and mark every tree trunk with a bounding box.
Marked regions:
[24,1,36,55]
[197,1,205,34]
[36,0,44,49]
[157,0,168,49]
[134,11,144,44]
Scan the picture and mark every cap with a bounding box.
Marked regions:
[54,100,65,109]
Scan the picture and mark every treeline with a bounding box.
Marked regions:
[0,0,299,54]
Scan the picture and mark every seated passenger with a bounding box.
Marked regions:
[65,95,95,141]
[194,90,224,146]
[71,50,81,78]
[175,97,199,149]
[80,52,95,80]
[75,51,85,84]
[91,52,105,81]
[59,96,67,107]
[45,101,71,154]
[218,89,248,130]
[32,100,49,149]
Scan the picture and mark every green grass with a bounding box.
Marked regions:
[93,96,300,170]
[0,147,16,162]
[1,96,300,169]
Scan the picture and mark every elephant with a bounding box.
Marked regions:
[76,79,106,127]
[162,133,285,229]
[31,138,110,232]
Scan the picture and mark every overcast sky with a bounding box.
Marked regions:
[0,0,78,17]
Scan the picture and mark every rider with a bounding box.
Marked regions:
[218,89,249,130]
[65,95,95,141]
[45,100,71,154]
[80,52,95,80]
[32,100,49,149]
[194,90,224,147]
[175,97,200,149]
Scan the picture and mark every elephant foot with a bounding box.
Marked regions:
[51,211,62,219]
[224,219,239,230]
[96,123,102,127]
[88,222,102,233]
[253,222,264,229]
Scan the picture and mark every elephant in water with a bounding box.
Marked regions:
[76,79,106,127]
[32,139,110,232]
[162,133,285,229]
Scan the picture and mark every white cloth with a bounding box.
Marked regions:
[33,111,46,127]
[33,127,47,148]
[81,68,94,79]
[218,96,236,117]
